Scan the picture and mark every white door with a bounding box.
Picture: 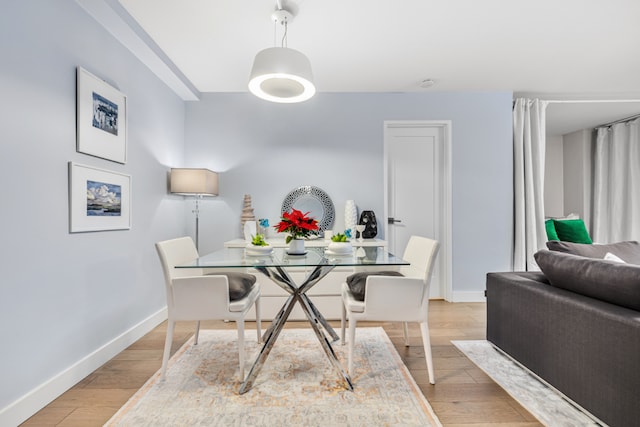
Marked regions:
[384,121,451,300]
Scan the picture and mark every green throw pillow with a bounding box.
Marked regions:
[552,218,592,244]
[545,219,559,241]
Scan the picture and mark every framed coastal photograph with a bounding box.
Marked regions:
[76,67,127,163]
[69,162,131,232]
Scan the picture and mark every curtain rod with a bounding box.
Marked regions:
[596,113,640,128]
[546,99,640,104]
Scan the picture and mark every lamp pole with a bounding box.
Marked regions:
[193,195,202,251]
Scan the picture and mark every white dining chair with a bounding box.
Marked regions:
[155,236,261,380]
[341,235,439,384]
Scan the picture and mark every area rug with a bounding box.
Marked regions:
[452,340,604,427]
[106,327,441,426]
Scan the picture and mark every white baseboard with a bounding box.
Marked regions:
[0,307,167,427]
[450,291,486,302]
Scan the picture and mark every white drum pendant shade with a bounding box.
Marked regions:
[249,47,315,103]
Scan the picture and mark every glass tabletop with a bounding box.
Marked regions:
[176,246,408,269]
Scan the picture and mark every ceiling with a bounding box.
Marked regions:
[106,0,640,136]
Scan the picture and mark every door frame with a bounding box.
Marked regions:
[383,120,453,301]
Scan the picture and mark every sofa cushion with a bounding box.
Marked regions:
[534,250,640,311]
[604,252,626,263]
[545,219,559,241]
[546,240,640,264]
[346,271,404,301]
[551,218,592,243]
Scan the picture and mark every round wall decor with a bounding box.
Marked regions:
[281,186,335,232]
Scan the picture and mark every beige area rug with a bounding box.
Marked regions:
[452,340,604,427]
[106,327,441,426]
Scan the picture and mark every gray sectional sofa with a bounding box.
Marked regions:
[486,241,640,427]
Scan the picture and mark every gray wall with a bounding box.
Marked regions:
[563,129,593,230]
[185,92,514,295]
[0,0,187,421]
[544,135,565,217]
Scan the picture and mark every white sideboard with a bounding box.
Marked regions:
[224,238,388,320]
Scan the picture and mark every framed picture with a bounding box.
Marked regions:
[69,162,131,232]
[76,67,127,163]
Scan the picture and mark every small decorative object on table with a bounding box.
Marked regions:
[344,200,357,235]
[243,220,256,241]
[327,230,353,255]
[240,194,256,236]
[258,218,270,237]
[355,224,366,241]
[359,210,378,238]
[275,208,319,255]
[245,233,272,256]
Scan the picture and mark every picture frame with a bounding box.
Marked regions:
[69,162,131,233]
[76,67,127,163]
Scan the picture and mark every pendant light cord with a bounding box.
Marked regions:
[273,12,288,47]
[281,19,288,47]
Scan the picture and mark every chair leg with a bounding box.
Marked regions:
[161,320,175,379]
[420,321,435,384]
[340,302,347,345]
[194,320,201,345]
[348,318,357,377]
[403,321,410,346]
[255,298,262,343]
[237,318,246,380]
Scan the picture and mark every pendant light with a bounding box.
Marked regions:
[248,6,315,103]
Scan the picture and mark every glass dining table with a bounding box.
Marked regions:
[176,245,409,394]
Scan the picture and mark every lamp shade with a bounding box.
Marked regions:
[170,168,218,196]
[248,47,315,103]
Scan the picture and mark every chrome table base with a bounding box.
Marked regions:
[239,263,353,394]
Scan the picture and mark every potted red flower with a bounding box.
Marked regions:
[274,208,319,254]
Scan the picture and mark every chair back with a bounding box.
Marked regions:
[156,236,203,284]
[401,236,439,280]
[400,235,439,304]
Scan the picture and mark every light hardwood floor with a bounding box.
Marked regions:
[21,301,541,426]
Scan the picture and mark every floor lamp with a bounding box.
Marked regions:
[170,168,218,251]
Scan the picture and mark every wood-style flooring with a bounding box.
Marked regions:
[21,301,541,426]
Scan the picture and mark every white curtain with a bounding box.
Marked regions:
[592,118,640,243]
[513,98,548,271]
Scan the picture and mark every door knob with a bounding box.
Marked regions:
[388,217,402,224]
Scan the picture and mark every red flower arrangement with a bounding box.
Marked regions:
[274,208,319,243]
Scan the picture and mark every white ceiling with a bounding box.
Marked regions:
[109,0,640,136]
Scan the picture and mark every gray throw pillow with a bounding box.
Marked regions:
[206,272,256,301]
[546,240,640,265]
[346,271,404,301]
[534,250,640,311]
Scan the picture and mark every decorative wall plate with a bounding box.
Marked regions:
[281,186,335,232]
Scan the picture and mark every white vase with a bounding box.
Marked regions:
[344,200,357,237]
[288,238,305,255]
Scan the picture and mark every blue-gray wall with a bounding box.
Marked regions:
[185,92,514,294]
[0,1,187,423]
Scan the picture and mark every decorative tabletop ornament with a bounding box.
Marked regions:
[344,200,357,237]
[327,231,353,255]
[245,233,273,256]
[359,210,378,238]
[258,218,270,237]
[274,208,319,255]
[240,194,256,236]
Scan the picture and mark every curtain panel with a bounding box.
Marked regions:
[592,118,640,243]
[513,98,548,271]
